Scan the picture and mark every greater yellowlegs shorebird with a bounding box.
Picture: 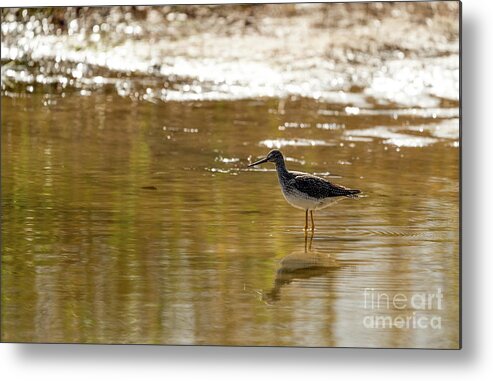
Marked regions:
[248,149,360,231]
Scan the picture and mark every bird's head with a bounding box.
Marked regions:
[248,149,284,167]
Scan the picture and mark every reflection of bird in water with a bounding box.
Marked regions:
[248,149,360,231]
[262,232,340,304]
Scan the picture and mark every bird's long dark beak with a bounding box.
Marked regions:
[248,157,269,167]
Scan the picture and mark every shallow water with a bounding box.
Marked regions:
[1,3,459,106]
[1,4,459,348]
[1,93,459,347]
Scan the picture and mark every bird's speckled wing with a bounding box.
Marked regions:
[291,174,360,198]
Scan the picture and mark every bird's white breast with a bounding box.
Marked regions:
[281,187,343,211]
[281,188,320,210]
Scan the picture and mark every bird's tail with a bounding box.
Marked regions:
[345,189,361,198]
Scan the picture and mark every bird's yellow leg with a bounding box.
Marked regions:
[310,210,315,231]
[304,210,308,231]
[308,229,314,251]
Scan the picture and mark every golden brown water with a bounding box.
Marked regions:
[1,93,459,348]
[1,3,460,348]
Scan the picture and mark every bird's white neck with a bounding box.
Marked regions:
[275,160,290,181]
